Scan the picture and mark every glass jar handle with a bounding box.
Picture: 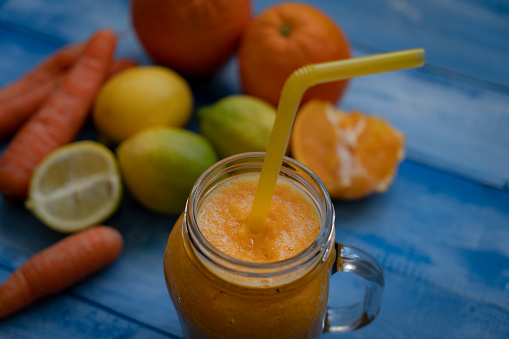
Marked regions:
[323,243,385,333]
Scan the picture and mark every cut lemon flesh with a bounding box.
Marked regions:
[26,141,122,233]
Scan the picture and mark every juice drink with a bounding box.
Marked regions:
[164,154,336,338]
[197,173,321,263]
[164,153,384,338]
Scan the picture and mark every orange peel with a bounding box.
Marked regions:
[291,99,405,199]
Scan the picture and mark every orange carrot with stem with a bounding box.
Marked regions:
[0,44,84,139]
[0,29,117,201]
[0,225,123,318]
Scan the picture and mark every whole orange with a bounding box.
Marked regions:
[238,3,351,107]
[131,0,251,77]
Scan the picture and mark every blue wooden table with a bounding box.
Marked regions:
[1,0,508,338]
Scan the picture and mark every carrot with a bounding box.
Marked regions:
[0,52,137,140]
[0,44,84,139]
[0,226,123,318]
[0,29,117,201]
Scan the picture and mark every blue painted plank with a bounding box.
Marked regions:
[0,270,176,339]
[71,195,184,337]
[0,27,60,86]
[341,54,509,188]
[0,0,150,64]
[326,270,509,339]
[255,0,509,89]
[334,159,509,310]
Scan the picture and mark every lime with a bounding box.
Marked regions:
[198,95,276,159]
[26,141,122,233]
[93,66,193,144]
[116,126,218,214]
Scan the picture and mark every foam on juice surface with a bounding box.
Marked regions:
[197,173,321,263]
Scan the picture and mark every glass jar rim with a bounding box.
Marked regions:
[185,152,335,277]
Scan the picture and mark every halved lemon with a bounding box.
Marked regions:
[26,141,122,233]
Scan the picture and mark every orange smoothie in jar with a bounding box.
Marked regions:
[197,173,321,263]
[164,172,335,339]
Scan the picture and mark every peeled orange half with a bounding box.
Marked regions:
[291,100,405,200]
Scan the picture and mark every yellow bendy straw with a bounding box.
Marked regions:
[248,48,426,234]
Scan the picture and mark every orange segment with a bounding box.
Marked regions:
[291,100,405,200]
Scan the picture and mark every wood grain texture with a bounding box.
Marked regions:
[326,270,509,339]
[334,160,509,309]
[0,0,508,338]
[0,270,177,339]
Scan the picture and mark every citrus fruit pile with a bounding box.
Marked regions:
[0,1,407,234]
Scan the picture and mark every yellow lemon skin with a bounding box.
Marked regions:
[198,95,276,159]
[116,126,218,214]
[93,66,193,145]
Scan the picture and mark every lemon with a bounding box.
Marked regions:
[116,126,218,214]
[93,65,193,144]
[198,95,276,159]
[26,141,122,233]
